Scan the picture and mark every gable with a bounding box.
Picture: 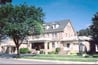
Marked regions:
[64,22,76,37]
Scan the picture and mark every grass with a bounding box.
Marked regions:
[21,54,98,62]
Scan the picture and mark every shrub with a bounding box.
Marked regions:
[93,54,98,58]
[70,50,77,55]
[40,50,45,54]
[20,48,31,54]
[48,51,56,54]
[82,53,89,58]
[55,48,61,54]
[77,53,83,56]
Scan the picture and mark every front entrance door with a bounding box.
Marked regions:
[32,42,44,50]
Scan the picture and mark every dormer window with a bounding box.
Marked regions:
[52,24,59,29]
[46,25,50,30]
[56,24,59,28]
[52,24,55,29]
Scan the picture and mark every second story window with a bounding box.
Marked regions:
[52,32,57,38]
[47,33,49,37]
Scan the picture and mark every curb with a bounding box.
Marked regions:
[14,58,97,64]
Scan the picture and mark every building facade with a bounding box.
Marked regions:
[28,19,80,54]
[0,19,92,55]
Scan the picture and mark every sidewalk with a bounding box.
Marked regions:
[0,53,98,64]
[15,58,98,64]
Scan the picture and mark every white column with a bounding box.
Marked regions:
[27,41,32,51]
[55,42,58,48]
[49,42,52,50]
[44,41,48,54]
[9,47,11,54]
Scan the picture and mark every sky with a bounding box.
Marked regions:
[12,0,98,31]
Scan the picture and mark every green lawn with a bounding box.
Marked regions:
[21,54,98,62]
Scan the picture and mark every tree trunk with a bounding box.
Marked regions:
[16,45,20,58]
[13,37,20,58]
[89,40,96,55]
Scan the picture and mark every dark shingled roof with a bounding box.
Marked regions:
[44,19,71,33]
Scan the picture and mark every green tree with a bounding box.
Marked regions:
[0,4,44,57]
[0,0,12,4]
[90,12,98,44]
[78,28,91,36]
[90,12,98,54]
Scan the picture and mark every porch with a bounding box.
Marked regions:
[28,37,53,54]
[0,45,16,54]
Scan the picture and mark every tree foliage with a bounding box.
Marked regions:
[0,4,44,57]
[78,28,91,36]
[90,12,98,45]
[0,0,12,4]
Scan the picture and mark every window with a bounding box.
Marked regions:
[52,42,55,48]
[52,32,57,38]
[67,43,70,48]
[52,24,59,29]
[47,33,49,37]
[52,24,55,29]
[45,25,50,29]
[56,24,59,28]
